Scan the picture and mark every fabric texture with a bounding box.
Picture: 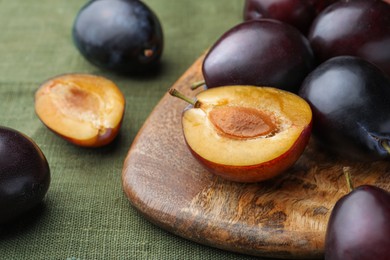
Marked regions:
[0,0,269,259]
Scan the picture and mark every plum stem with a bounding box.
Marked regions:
[169,88,196,106]
[343,166,354,192]
[191,80,205,90]
[381,140,390,155]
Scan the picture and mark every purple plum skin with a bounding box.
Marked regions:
[299,56,390,161]
[325,185,390,260]
[203,19,315,93]
[72,0,163,74]
[0,127,50,224]
[308,0,390,76]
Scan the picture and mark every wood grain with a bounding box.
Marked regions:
[122,53,390,259]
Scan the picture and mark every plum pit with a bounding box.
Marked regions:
[208,106,277,139]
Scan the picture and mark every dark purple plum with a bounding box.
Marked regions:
[202,19,315,93]
[72,0,163,74]
[308,0,340,14]
[325,184,390,259]
[244,0,317,34]
[299,56,390,160]
[308,0,390,76]
[243,0,337,34]
[0,126,50,224]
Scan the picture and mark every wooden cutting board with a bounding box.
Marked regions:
[122,53,390,259]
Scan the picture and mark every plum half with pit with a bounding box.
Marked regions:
[170,86,312,183]
[299,56,390,160]
[308,0,390,76]
[202,19,315,93]
[0,126,50,224]
[72,0,163,74]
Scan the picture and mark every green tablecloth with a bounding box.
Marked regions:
[0,1,271,259]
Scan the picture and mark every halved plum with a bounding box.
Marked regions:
[35,74,125,147]
[171,85,312,182]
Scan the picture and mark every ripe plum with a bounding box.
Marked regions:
[0,127,50,224]
[73,0,163,74]
[308,0,390,76]
[325,183,390,259]
[299,56,390,160]
[202,19,315,93]
[243,0,337,34]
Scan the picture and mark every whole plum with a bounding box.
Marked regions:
[325,184,390,259]
[0,126,50,224]
[243,0,337,34]
[73,0,163,74]
[308,0,390,76]
[299,56,390,160]
[202,19,315,93]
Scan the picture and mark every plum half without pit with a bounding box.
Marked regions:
[170,86,312,183]
[35,74,125,148]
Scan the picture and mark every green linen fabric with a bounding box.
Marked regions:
[0,0,271,259]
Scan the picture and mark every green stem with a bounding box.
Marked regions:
[168,88,196,106]
[343,166,354,192]
[191,80,205,90]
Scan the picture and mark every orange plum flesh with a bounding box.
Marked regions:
[35,74,125,147]
[181,86,312,183]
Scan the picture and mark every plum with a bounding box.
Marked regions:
[72,0,163,74]
[35,74,125,148]
[325,176,390,259]
[202,19,315,93]
[0,126,50,224]
[299,56,390,160]
[243,0,338,34]
[169,86,312,183]
[308,0,390,76]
